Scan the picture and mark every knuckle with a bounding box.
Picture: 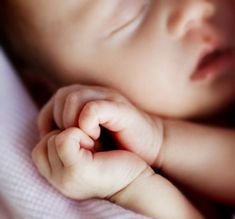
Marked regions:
[54,133,66,152]
[77,88,91,99]
[83,101,99,114]
[54,128,81,149]
[54,85,76,102]
[55,87,67,100]
[65,89,90,106]
[66,92,80,105]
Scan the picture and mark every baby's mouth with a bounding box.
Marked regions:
[191,47,235,81]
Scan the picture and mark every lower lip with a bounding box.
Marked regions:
[191,50,235,81]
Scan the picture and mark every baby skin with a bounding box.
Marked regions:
[32,84,203,219]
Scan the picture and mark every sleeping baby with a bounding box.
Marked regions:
[0,0,235,218]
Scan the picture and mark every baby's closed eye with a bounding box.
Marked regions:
[106,1,150,38]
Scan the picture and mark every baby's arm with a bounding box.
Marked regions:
[32,128,203,219]
[111,170,204,219]
[154,119,235,205]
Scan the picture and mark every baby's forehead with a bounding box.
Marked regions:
[8,0,122,21]
[10,0,87,15]
[2,0,77,34]
[6,0,118,36]
[8,0,101,33]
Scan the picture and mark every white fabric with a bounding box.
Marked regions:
[0,48,150,219]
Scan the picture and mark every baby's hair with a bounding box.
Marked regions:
[0,1,20,61]
[0,1,5,44]
[0,1,33,67]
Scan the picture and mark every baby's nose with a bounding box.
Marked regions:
[167,0,215,38]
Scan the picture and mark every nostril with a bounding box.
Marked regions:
[167,10,184,37]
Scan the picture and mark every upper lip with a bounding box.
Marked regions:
[192,37,234,77]
[198,41,223,69]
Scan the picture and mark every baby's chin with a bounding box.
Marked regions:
[143,81,235,120]
[143,96,235,121]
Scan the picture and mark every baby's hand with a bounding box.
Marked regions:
[38,84,164,166]
[32,127,152,200]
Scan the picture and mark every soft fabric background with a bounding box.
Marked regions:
[0,48,150,219]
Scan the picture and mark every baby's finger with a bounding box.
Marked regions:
[47,135,63,178]
[79,100,128,140]
[62,89,107,128]
[53,85,81,129]
[54,128,94,168]
[38,98,54,138]
[32,131,60,178]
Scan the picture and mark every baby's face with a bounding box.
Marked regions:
[7,0,235,118]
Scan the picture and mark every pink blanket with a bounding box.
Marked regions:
[0,48,149,219]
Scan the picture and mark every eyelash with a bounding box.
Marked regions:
[108,4,149,38]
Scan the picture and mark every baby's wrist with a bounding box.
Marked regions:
[108,166,154,204]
